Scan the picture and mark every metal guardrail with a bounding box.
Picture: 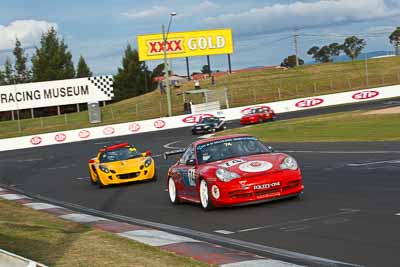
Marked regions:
[0,249,47,267]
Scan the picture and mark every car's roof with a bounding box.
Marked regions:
[193,134,253,146]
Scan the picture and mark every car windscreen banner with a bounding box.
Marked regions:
[0,76,114,112]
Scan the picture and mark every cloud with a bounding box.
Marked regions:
[121,1,219,20]
[0,20,57,51]
[121,5,170,19]
[203,0,400,36]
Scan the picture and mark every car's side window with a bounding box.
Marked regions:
[180,145,194,164]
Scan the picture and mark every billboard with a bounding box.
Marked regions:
[0,76,114,112]
[137,28,233,61]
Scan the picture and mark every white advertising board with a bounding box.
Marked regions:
[0,76,114,112]
[0,85,398,152]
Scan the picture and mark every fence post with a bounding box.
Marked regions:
[40,117,44,128]
[253,88,257,103]
[135,103,138,117]
[313,82,317,94]
[110,107,115,120]
[397,72,400,82]
[295,84,299,96]
[278,87,281,99]
[347,79,352,89]
[330,80,334,90]
[64,113,68,125]
[160,100,163,114]
[381,74,385,84]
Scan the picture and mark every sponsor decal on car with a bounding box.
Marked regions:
[154,120,166,129]
[129,123,141,132]
[219,159,246,168]
[352,90,379,100]
[295,98,324,108]
[254,181,281,190]
[241,105,271,114]
[55,133,67,142]
[182,114,213,124]
[239,161,273,172]
[30,136,42,145]
[103,127,115,135]
[78,130,90,139]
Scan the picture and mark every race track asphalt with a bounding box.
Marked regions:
[1,98,399,267]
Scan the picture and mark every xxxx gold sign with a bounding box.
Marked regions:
[137,28,233,61]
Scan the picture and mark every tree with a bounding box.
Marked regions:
[4,57,14,84]
[151,63,165,89]
[281,55,304,68]
[328,42,342,57]
[113,44,150,101]
[307,43,342,63]
[76,55,92,78]
[13,38,30,83]
[31,27,75,82]
[201,64,210,74]
[389,27,400,56]
[342,36,366,60]
[0,70,5,86]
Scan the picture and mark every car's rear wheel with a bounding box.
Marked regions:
[258,117,262,123]
[200,179,214,210]
[168,177,180,204]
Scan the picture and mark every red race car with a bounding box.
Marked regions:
[240,107,276,125]
[164,134,303,210]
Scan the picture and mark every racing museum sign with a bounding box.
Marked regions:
[0,76,114,112]
[137,28,234,61]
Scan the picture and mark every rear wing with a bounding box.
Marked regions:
[163,149,185,160]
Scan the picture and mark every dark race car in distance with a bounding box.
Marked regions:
[240,107,276,125]
[191,116,226,135]
[164,134,303,210]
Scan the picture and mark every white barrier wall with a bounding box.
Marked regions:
[0,86,398,152]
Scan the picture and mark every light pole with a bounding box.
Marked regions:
[162,11,176,117]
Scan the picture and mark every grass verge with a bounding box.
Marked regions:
[218,110,400,142]
[1,56,400,139]
[0,199,210,267]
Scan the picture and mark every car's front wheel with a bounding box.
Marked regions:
[199,179,214,210]
[168,177,180,204]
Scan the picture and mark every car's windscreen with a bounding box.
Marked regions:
[99,147,142,163]
[196,137,271,164]
[249,108,264,114]
[200,117,218,123]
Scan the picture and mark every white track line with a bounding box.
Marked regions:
[347,160,400,167]
[163,141,185,150]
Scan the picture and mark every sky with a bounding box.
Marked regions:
[0,0,399,76]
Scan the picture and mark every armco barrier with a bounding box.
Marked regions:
[0,85,399,152]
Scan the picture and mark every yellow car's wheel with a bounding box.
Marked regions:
[98,175,107,188]
[89,171,97,185]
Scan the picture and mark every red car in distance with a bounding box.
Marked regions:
[164,134,303,210]
[240,107,276,125]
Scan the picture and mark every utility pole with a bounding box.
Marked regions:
[294,29,300,67]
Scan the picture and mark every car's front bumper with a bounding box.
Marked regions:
[210,172,303,207]
[98,165,155,185]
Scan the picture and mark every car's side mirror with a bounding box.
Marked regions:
[186,159,196,166]
[88,158,98,164]
[142,150,152,157]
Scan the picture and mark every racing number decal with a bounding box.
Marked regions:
[188,168,196,186]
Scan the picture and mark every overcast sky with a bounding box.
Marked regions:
[0,0,399,75]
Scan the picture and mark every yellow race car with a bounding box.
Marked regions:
[88,142,156,187]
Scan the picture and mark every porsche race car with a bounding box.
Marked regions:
[164,134,303,210]
[88,143,155,187]
[240,107,276,125]
[191,116,226,135]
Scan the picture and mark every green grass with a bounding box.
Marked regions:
[218,111,400,142]
[0,199,211,267]
[2,56,400,139]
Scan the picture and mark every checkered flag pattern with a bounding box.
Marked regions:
[88,76,114,98]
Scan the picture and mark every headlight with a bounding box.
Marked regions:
[216,168,240,182]
[203,125,210,128]
[144,157,152,168]
[280,156,298,170]
[99,165,110,173]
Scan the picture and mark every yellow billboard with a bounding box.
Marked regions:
[137,28,233,61]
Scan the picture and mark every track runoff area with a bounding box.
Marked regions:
[1,98,399,267]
